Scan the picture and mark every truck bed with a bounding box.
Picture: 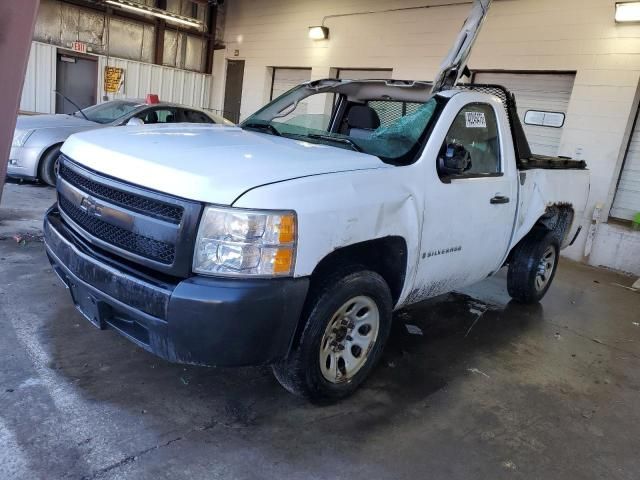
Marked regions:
[512,166,590,250]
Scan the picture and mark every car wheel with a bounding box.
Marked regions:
[507,230,560,304]
[38,144,62,187]
[272,269,392,400]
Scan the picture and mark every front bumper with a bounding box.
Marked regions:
[7,146,41,179]
[44,206,309,367]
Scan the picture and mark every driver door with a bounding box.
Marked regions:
[411,100,517,300]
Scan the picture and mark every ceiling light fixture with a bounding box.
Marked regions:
[308,26,329,40]
[104,0,204,29]
[615,2,640,22]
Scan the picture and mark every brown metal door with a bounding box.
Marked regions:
[223,60,245,123]
[55,53,98,114]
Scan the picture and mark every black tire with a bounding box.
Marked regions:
[272,269,392,401]
[38,144,62,187]
[507,230,560,304]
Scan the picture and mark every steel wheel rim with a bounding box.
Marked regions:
[319,295,380,384]
[535,245,556,292]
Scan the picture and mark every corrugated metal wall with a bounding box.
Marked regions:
[99,56,211,108]
[20,42,57,114]
[20,41,212,114]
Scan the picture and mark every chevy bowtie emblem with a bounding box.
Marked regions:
[80,196,103,217]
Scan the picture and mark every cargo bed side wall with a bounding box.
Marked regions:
[513,169,590,250]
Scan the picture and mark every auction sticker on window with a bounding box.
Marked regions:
[465,111,487,128]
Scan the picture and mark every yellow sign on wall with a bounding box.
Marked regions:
[104,66,124,93]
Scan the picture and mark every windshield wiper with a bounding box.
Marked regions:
[54,91,91,122]
[242,122,281,136]
[306,134,362,152]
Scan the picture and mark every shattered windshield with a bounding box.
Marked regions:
[241,83,439,162]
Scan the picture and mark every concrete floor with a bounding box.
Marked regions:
[1,182,640,480]
[0,180,53,239]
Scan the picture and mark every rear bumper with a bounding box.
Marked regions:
[44,206,309,366]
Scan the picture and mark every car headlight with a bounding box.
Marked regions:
[193,205,297,277]
[12,129,34,147]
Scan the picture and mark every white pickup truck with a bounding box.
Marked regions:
[43,0,590,399]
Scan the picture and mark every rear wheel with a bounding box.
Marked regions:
[272,269,392,400]
[507,230,560,304]
[38,145,62,187]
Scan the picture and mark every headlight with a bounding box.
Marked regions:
[12,129,34,147]
[193,205,297,277]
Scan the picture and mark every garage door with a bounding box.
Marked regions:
[474,72,576,157]
[270,68,311,100]
[337,69,393,80]
[611,111,640,221]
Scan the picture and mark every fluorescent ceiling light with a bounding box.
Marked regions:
[105,0,204,29]
[308,26,329,40]
[616,2,640,22]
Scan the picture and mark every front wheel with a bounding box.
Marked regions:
[38,145,62,187]
[272,269,392,400]
[507,230,560,304]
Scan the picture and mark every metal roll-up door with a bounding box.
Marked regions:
[270,68,312,100]
[611,110,640,221]
[474,72,576,157]
[337,69,393,80]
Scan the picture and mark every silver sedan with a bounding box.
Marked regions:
[8,100,233,186]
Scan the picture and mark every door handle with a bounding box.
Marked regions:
[490,195,510,205]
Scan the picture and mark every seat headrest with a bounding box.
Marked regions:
[146,111,158,124]
[347,105,381,131]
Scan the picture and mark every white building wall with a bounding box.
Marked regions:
[213,0,640,275]
[20,41,212,114]
[20,42,57,114]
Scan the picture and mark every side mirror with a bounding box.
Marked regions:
[438,143,472,176]
[126,117,145,126]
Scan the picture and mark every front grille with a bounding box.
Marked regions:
[59,160,183,224]
[59,196,176,264]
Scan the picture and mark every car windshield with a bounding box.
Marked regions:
[77,100,142,124]
[241,81,439,162]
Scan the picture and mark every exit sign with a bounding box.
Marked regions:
[71,41,87,54]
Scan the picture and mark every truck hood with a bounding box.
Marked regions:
[61,124,389,205]
[16,114,98,130]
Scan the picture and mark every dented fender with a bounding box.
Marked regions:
[232,166,424,305]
